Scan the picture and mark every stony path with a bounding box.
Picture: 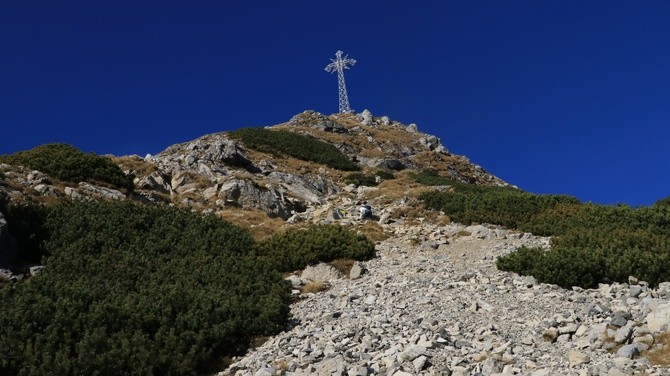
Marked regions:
[221,222,670,376]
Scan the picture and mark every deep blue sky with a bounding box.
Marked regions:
[1,1,669,206]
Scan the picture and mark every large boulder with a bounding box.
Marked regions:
[301,263,343,282]
[267,172,339,205]
[157,135,254,172]
[359,109,373,125]
[136,171,171,193]
[219,179,295,219]
[646,301,670,333]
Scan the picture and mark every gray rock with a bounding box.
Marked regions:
[406,123,418,133]
[646,301,670,333]
[481,357,503,374]
[378,212,391,225]
[614,323,633,344]
[137,172,170,193]
[185,154,196,165]
[412,355,428,372]
[349,262,365,280]
[302,263,343,282]
[360,109,373,125]
[610,313,628,327]
[313,355,346,376]
[29,265,45,276]
[78,183,125,200]
[399,345,426,361]
[219,179,295,219]
[568,349,591,366]
[380,116,390,126]
[288,110,347,133]
[418,135,441,150]
[615,344,638,359]
[286,275,304,287]
[629,285,643,298]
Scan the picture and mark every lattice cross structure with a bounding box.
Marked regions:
[325,50,356,114]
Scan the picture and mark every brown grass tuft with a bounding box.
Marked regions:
[329,258,356,276]
[216,207,288,240]
[300,281,330,294]
[355,221,389,242]
[645,332,670,365]
[114,155,158,177]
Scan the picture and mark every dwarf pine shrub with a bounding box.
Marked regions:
[229,127,359,171]
[0,200,291,375]
[418,176,670,288]
[0,200,379,375]
[255,224,376,272]
[344,172,378,187]
[0,143,134,191]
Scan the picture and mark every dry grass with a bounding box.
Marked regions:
[354,221,389,243]
[360,171,436,202]
[300,281,330,294]
[274,360,290,372]
[455,230,473,238]
[645,332,670,365]
[113,155,158,177]
[216,207,289,240]
[329,258,356,276]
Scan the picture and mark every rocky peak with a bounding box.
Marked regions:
[0,110,507,223]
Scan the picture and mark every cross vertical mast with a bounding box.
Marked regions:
[325,50,356,113]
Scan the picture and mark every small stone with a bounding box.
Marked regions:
[568,349,591,366]
[350,262,364,279]
[610,313,628,327]
[615,344,639,359]
[630,285,643,298]
[412,355,427,372]
[399,345,426,361]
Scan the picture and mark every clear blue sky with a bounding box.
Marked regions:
[1,1,668,206]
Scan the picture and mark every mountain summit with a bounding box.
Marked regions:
[127,109,507,222]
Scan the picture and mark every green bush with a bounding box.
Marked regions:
[344,170,395,187]
[229,127,359,171]
[0,200,380,375]
[420,181,670,288]
[0,201,291,375]
[411,169,462,187]
[0,143,134,191]
[255,225,376,272]
[344,172,378,187]
[654,195,670,207]
[419,187,578,232]
[375,170,395,180]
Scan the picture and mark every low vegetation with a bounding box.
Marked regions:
[0,143,134,191]
[417,170,670,289]
[229,127,359,171]
[344,170,395,187]
[254,224,376,273]
[0,199,375,375]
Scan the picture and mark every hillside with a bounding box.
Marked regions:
[1,110,670,375]
[0,110,506,239]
